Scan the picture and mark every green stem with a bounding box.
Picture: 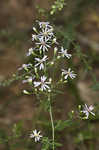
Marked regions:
[48,95,55,150]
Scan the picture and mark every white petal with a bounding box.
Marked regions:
[35,63,40,67]
[35,58,40,62]
[33,129,37,134]
[89,105,94,111]
[30,134,34,138]
[35,137,38,142]
[41,76,47,82]
[43,55,48,61]
[40,63,44,70]
[85,104,88,110]
[41,84,46,91]
[34,82,41,87]
[44,84,50,89]
[64,74,68,79]
[85,111,89,119]
[68,68,71,72]
[90,112,95,116]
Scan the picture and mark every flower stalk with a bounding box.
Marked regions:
[48,94,55,150]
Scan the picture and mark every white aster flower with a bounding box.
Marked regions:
[62,68,76,80]
[34,76,51,91]
[59,47,72,59]
[18,63,32,70]
[38,27,54,40]
[26,48,34,56]
[35,55,48,70]
[81,104,95,119]
[37,21,53,29]
[30,129,42,142]
[36,37,50,52]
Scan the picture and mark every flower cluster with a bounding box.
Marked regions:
[18,21,96,143]
[18,21,76,93]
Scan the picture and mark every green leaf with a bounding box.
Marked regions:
[12,121,23,138]
[55,120,73,131]
[54,142,62,147]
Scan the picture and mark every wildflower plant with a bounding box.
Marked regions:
[14,21,64,148]
[0,20,96,150]
[0,0,98,149]
[16,21,96,149]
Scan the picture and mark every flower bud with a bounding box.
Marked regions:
[53,38,57,43]
[49,78,52,82]
[63,80,67,83]
[57,56,61,59]
[50,61,54,65]
[33,27,37,33]
[34,88,37,92]
[54,47,58,55]
[27,77,32,83]
[78,105,81,110]
[23,90,30,95]
[50,11,54,15]
[34,67,37,74]
[48,89,51,92]
[71,110,74,114]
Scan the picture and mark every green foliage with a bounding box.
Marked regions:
[50,0,65,15]
[55,120,73,131]
[12,122,23,138]
[0,129,8,144]
[42,137,62,150]
[36,5,46,17]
